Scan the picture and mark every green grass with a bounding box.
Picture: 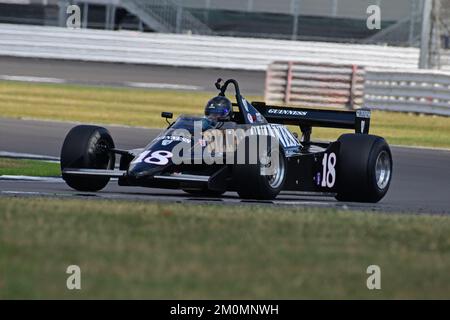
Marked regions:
[0,157,60,177]
[0,197,449,299]
[1,81,449,148]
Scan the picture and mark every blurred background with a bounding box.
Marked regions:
[0,1,447,44]
[0,0,449,68]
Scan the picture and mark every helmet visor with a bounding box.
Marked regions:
[205,103,231,120]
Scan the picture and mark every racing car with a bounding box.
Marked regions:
[60,78,392,203]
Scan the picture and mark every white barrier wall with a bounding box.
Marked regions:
[0,23,423,71]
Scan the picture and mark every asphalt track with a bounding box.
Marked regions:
[1,118,449,214]
[0,57,265,95]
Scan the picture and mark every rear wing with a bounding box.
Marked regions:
[251,102,371,134]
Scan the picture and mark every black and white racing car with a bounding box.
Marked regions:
[60,78,392,202]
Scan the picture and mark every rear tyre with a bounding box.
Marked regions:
[233,136,286,200]
[61,125,115,192]
[335,133,392,203]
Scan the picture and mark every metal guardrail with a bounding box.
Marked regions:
[265,61,364,109]
[0,23,425,71]
[364,69,450,116]
[266,61,450,116]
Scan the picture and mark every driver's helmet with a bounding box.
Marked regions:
[204,96,233,122]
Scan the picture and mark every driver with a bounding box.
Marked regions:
[203,96,233,129]
[203,96,233,130]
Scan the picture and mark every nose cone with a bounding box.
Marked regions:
[126,136,185,182]
[127,161,167,181]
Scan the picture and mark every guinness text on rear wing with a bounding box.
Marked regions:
[251,101,371,135]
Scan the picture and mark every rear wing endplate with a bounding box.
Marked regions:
[251,102,371,134]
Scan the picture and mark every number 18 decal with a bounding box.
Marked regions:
[321,152,336,188]
[131,150,173,165]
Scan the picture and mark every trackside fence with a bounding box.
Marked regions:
[265,61,450,116]
[265,61,365,109]
[364,69,450,116]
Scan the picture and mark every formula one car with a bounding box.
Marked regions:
[60,78,392,202]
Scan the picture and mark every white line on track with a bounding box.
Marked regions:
[0,74,205,91]
[1,191,48,196]
[124,81,204,91]
[0,75,65,83]
[0,189,339,207]
[275,201,334,206]
[392,144,450,152]
[0,175,121,182]
[0,151,60,161]
[0,175,63,182]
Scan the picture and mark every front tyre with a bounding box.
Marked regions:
[233,136,286,200]
[61,125,115,192]
[335,133,392,203]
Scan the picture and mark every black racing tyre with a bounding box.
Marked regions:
[182,188,225,197]
[60,125,115,192]
[335,133,392,203]
[233,135,286,200]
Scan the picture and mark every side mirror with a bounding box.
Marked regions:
[161,112,173,125]
[161,112,173,119]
